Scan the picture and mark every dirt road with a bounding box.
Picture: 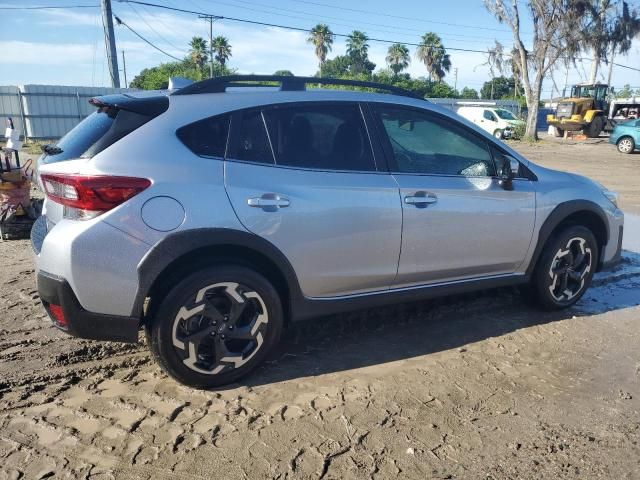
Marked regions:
[1,140,639,479]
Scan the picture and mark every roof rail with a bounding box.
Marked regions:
[171,75,423,99]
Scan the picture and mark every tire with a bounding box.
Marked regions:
[584,116,604,138]
[617,136,635,154]
[530,225,598,310]
[146,265,283,388]
[493,129,504,139]
[553,127,564,138]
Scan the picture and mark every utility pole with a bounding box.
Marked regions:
[121,50,128,87]
[454,68,458,92]
[198,15,219,79]
[101,0,120,88]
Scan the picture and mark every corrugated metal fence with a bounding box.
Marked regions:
[0,85,130,140]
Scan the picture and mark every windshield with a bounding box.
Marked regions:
[495,109,517,120]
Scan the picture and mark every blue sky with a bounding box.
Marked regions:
[1,0,639,95]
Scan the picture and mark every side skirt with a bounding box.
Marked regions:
[290,273,529,321]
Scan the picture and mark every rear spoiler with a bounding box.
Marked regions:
[89,94,169,117]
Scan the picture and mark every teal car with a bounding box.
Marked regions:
[609,119,640,154]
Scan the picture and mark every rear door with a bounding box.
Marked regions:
[370,103,536,287]
[224,102,402,298]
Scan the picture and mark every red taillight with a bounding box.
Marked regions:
[48,304,68,328]
[41,174,151,216]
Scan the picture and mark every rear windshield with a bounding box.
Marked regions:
[40,107,149,164]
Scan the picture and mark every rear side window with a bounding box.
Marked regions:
[263,103,376,171]
[228,110,274,164]
[177,113,230,158]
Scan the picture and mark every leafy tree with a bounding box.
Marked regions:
[211,36,232,66]
[307,24,335,75]
[320,55,351,77]
[460,87,479,99]
[189,36,208,69]
[480,76,519,99]
[578,1,640,84]
[130,60,231,90]
[484,0,585,140]
[386,43,410,77]
[416,32,451,82]
[273,70,294,76]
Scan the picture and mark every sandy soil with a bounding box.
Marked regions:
[1,140,640,479]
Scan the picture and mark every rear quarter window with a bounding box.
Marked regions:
[176,113,230,158]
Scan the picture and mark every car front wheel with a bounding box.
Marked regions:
[494,129,504,139]
[617,137,635,154]
[147,265,283,388]
[531,226,598,310]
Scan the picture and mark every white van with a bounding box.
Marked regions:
[457,105,525,139]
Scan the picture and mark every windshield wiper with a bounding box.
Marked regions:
[41,144,63,155]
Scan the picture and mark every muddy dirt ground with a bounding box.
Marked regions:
[1,139,640,479]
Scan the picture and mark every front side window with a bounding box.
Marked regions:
[263,103,376,171]
[495,109,517,120]
[375,106,495,177]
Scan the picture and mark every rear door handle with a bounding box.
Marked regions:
[248,194,290,211]
[404,192,437,207]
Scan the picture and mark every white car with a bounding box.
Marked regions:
[457,106,525,139]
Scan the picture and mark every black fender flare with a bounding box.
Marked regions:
[526,199,609,276]
[131,228,304,319]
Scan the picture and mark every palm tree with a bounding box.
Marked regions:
[386,43,410,77]
[189,36,208,69]
[211,36,232,66]
[416,32,451,82]
[307,24,334,75]
[433,53,451,83]
[347,30,369,59]
[346,30,370,74]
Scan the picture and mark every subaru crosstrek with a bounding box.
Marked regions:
[32,75,624,388]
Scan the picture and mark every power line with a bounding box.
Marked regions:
[113,14,184,61]
[116,0,495,54]
[0,4,98,10]
[285,0,513,33]
[115,0,640,73]
[196,0,514,43]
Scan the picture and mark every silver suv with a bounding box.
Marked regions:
[32,76,624,388]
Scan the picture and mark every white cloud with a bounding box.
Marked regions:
[0,41,94,65]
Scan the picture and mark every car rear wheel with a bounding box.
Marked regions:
[146,265,283,388]
[530,226,598,310]
[617,136,635,154]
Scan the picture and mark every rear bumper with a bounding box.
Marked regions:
[37,271,140,343]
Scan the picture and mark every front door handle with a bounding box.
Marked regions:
[404,192,437,208]
[248,194,290,211]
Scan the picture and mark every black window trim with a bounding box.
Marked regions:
[368,101,536,181]
[225,100,384,174]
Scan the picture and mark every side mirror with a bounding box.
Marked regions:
[499,158,520,191]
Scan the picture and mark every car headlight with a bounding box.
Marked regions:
[602,189,619,208]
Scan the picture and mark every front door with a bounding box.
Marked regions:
[371,103,536,288]
[224,102,402,298]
